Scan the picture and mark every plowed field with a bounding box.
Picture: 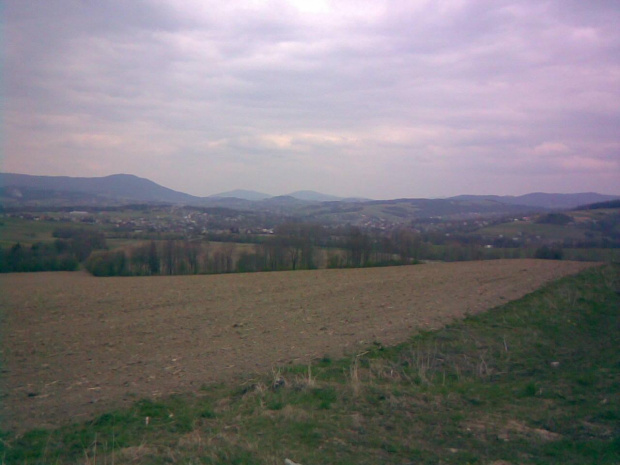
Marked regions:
[0,259,596,431]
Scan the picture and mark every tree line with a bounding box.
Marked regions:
[84,224,425,277]
[0,228,107,273]
[3,220,579,276]
[85,240,237,277]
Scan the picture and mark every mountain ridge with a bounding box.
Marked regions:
[209,189,271,201]
[0,173,199,205]
[1,172,618,211]
[450,192,620,209]
[285,190,343,202]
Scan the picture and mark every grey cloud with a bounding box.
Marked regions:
[4,0,619,198]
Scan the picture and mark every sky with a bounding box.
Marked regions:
[3,0,619,199]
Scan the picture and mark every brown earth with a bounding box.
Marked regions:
[0,259,596,432]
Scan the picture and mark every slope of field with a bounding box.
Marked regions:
[0,260,595,431]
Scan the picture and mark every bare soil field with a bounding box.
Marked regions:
[0,259,596,432]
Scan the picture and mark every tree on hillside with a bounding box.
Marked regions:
[184,241,202,274]
[130,243,150,275]
[148,241,160,274]
[210,243,236,273]
[345,226,372,267]
[163,240,177,275]
[392,228,423,262]
[536,213,572,225]
[262,239,287,271]
[275,222,323,270]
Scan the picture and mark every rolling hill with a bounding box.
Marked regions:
[0,173,199,206]
[2,173,618,225]
[209,189,272,201]
[450,192,620,210]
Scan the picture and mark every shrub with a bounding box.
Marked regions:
[534,245,564,260]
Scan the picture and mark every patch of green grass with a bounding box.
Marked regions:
[1,265,618,464]
[0,218,58,247]
[563,248,620,262]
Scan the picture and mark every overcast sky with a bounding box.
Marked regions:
[3,0,619,199]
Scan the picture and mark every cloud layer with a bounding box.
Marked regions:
[4,0,620,198]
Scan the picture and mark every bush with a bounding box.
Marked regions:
[85,250,128,276]
[0,242,79,273]
[535,213,572,225]
[535,245,564,260]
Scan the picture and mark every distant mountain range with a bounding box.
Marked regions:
[1,173,619,219]
[209,189,271,201]
[0,173,198,205]
[450,193,620,210]
[210,189,365,203]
